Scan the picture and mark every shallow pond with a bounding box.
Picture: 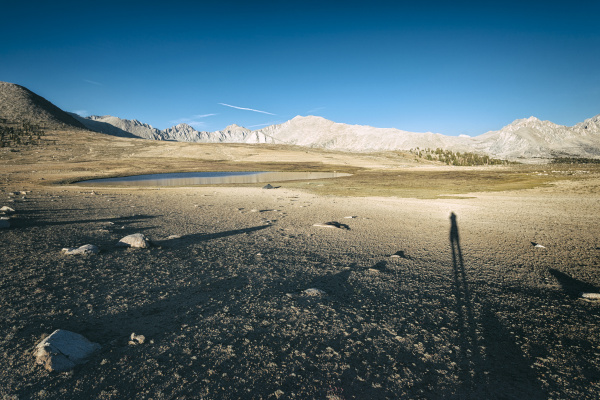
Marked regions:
[77,171,351,187]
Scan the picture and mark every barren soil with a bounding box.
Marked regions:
[1,130,600,399]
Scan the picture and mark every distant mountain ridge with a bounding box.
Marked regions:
[75,113,600,161]
[1,81,599,162]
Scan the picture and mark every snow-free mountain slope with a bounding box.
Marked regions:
[0,81,85,129]
[474,116,600,160]
[253,116,475,152]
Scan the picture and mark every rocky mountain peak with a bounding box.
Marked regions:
[0,81,85,129]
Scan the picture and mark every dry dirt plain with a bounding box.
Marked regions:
[1,129,600,399]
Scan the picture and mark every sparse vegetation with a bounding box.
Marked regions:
[410,147,513,166]
[0,118,47,148]
[551,156,600,164]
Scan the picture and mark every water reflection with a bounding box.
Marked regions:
[78,171,351,187]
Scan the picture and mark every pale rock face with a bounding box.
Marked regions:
[35,329,101,372]
[116,233,151,248]
[475,115,600,160]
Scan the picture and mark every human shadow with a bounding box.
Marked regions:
[549,268,600,298]
[448,212,546,398]
[449,212,481,391]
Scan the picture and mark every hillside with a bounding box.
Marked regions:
[0,82,85,129]
[474,116,600,160]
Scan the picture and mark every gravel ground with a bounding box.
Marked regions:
[1,179,599,399]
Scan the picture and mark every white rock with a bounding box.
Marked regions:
[62,244,99,255]
[0,206,15,213]
[303,288,326,296]
[312,221,350,230]
[128,332,146,345]
[581,292,600,300]
[35,329,101,372]
[116,233,151,248]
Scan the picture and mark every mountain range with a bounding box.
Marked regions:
[72,113,600,162]
[1,81,599,162]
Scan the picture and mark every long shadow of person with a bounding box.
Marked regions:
[449,212,546,398]
[450,212,481,392]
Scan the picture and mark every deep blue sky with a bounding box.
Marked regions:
[1,0,599,136]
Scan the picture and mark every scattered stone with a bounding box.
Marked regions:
[312,221,350,230]
[167,234,182,240]
[129,333,146,345]
[61,244,99,255]
[116,233,151,248]
[0,206,15,213]
[35,329,101,372]
[531,242,546,248]
[390,250,411,259]
[262,184,275,189]
[303,288,326,296]
[580,292,600,300]
[344,216,357,219]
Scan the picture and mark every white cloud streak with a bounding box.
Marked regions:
[307,106,325,114]
[218,103,275,115]
[84,79,102,86]
[247,122,274,128]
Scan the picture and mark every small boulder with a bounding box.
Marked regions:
[117,233,151,248]
[262,184,275,189]
[312,221,350,230]
[62,244,99,255]
[35,329,101,372]
[129,333,146,345]
[581,292,600,300]
[303,288,326,296]
[0,206,15,214]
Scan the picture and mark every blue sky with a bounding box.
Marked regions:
[1,0,599,136]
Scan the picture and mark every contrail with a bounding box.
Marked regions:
[218,103,275,115]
